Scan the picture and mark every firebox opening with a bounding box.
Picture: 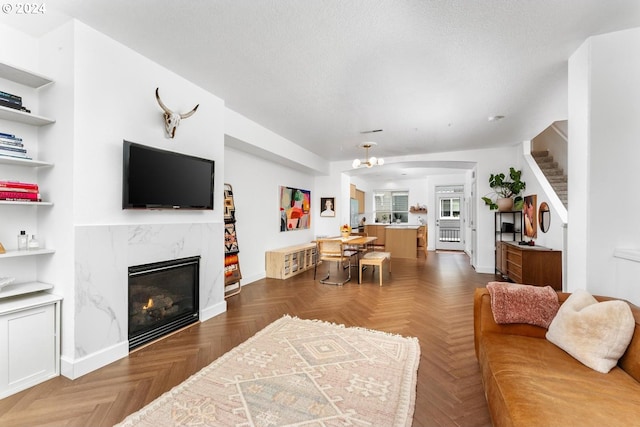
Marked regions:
[128,256,200,350]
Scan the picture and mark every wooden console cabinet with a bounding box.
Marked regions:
[496,241,562,290]
[265,243,317,279]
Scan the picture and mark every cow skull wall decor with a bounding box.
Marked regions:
[155,87,199,138]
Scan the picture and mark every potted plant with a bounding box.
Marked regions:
[482,167,526,211]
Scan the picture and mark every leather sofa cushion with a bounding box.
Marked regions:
[480,332,640,427]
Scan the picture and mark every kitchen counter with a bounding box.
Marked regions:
[384,226,419,259]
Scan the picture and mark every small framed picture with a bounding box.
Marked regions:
[320,197,335,217]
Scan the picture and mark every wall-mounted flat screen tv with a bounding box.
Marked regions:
[123,140,214,210]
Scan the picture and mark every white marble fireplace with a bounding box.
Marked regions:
[66,222,224,378]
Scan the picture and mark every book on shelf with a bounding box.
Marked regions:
[0,132,20,139]
[0,152,32,160]
[0,101,30,113]
[0,148,29,158]
[0,99,22,109]
[0,138,23,146]
[0,191,39,201]
[0,143,27,153]
[0,187,38,193]
[0,90,22,104]
[0,181,38,190]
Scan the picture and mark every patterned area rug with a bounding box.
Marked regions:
[115,316,420,427]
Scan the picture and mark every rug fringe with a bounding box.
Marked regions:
[281,314,420,343]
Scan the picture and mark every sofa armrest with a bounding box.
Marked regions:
[474,287,561,360]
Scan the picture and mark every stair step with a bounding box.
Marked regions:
[546,175,567,183]
[531,150,550,158]
[541,168,564,176]
[534,155,555,164]
[538,160,558,168]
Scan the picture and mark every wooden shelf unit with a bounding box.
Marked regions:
[265,243,317,279]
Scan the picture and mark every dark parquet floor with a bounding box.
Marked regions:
[0,251,495,426]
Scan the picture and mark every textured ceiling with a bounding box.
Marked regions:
[2,1,640,176]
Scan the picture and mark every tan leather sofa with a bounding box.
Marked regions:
[474,288,640,426]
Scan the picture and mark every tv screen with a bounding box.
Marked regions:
[123,140,214,210]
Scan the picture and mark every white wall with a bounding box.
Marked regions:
[568,27,640,304]
[224,146,316,284]
[314,166,345,238]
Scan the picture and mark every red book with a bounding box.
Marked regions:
[0,181,38,191]
[0,191,39,201]
[0,187,38,193]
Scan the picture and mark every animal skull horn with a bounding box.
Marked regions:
[155,87,199,138]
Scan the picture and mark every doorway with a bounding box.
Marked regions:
[436,186,465,251]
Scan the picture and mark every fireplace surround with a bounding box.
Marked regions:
[128,256,200,350]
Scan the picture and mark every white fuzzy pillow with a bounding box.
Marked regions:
[546,289,635,373]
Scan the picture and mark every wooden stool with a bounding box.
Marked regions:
[359,252,391,286]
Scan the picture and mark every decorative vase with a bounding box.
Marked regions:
[497,197,514,212]
[341,232,350,238]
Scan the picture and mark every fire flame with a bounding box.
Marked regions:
[143,298,154,310]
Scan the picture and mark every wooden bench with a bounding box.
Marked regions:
[359,252,391,286]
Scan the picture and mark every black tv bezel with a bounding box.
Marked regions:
[122,140,214,210]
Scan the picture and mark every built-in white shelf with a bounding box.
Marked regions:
[613,249,640,263]
[0,200,52,206]
[0,61,53,88]
[0,281,53,300]
[0,156,53,167]
[0,105,55,126]
[0,248,55,258]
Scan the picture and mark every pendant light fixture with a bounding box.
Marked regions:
[352,142,384,168]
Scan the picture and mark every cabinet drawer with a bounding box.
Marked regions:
[506,248,522,263]
[507,262,523,282]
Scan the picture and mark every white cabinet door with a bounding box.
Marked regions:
[0,301,58,398]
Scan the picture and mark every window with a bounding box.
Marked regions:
[439,197,461,219]
[374,190,409,223]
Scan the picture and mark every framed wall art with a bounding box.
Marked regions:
[320,197,335,217]
[279,186,311,231]
[523,194,537,238]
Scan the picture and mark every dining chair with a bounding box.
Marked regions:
[315,239,358,285]
[417,225,427,255]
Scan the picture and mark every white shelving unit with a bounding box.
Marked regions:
[0,281,53,299]
[0,248,56,259]
[0,60,56,262]
[0,60,61,398]
[0,105,55,126]
[0,61,53,88]
[0,156,52,167]
[0,200,53,206]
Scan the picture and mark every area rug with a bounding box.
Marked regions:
[115,315,420,427]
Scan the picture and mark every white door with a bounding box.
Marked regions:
[436,187,465,251]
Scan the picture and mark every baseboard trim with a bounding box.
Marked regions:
[61,341,128,380]
[475,265,496,274]
[200,300,227,322]
[60,301,228,379]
